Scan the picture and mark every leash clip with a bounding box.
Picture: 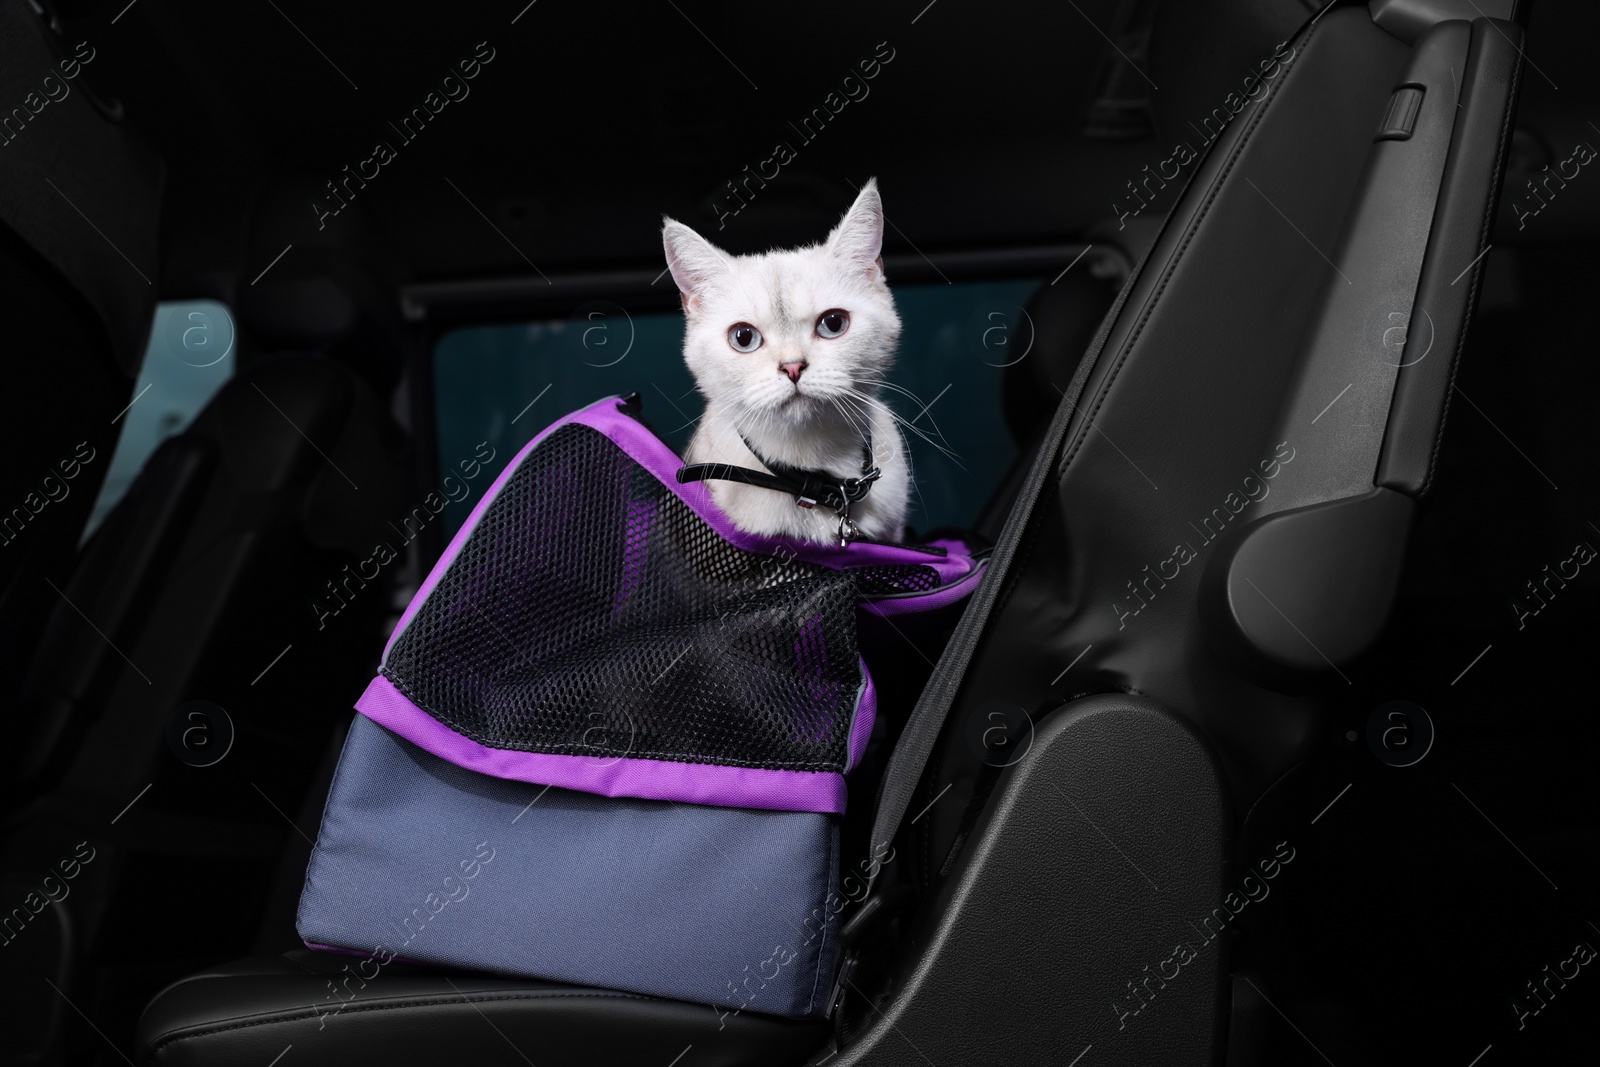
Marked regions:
[833,466,881,545]
[837,488,860,547]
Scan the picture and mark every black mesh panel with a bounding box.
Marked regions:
[383,422,924,773]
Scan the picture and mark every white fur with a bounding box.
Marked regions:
[662,179,910,543]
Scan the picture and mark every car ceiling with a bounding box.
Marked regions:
[41,0,1281,292]
[42,0,1600,303]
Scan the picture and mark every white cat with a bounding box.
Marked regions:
[662,179,911,545]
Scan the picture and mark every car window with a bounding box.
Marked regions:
[432,278,1042,537]
[81,300,237,540]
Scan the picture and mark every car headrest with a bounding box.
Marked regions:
[1001,270,1119,447]
[235,173,410,393]
[0,2,161,376]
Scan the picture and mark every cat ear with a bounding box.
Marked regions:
[661,218,728,315]
[828,179,886,281]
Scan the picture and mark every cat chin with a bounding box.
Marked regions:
[739,392,830,429]
[775,391,829,416]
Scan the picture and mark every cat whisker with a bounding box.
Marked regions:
[826,396,874,453]
[854,377,958,445]
[839,386,966,470]
[839,393,928,518]
[856,376,938,409]
[706,404,764,465]
[839,384,934,441]
[882,408,961,468]
[904,447,930,523]
[849,376,947,420]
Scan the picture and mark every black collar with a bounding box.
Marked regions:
[676,432,881,517]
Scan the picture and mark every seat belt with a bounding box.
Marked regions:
[1080,0,1160,140]
[860,240,1154,889]
[820,263,1144,1019]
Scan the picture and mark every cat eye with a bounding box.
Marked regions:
[815,310,850,339]
[727,323,763,353]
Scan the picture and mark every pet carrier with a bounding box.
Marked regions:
[297,394,982,1018]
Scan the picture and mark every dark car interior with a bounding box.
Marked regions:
[3,0,1599,1063]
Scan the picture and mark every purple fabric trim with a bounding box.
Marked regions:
[302,939,359,956]
[301,940,427,967]
[355,675,849,814]
[846,658,876,773]
[860,563,988,617]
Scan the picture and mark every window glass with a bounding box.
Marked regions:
[82,300,237,540]
[432,278,1042,537]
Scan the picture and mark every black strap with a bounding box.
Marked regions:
[862,241,1156,886]
[676,433,880,515]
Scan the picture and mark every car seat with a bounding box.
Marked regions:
[130,3,1524,1065]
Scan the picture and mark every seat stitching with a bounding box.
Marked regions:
[1420,28,1523,496]
[1058,19,1320,476]
[996,17,1324,620]
[147,990,658,1056]
[801,825,840,1016]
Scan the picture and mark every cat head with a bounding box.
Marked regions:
[662,179,901,434]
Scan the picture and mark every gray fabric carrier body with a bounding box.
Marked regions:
[299,715,839,1017]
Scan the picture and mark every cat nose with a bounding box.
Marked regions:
[778,361,807,383]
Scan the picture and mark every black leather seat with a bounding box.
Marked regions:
[0,0,160,744]
[828,7,1524,1066]
[974,267,1120,542]
[138,952,828,1067]
[0,351,413,1060]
